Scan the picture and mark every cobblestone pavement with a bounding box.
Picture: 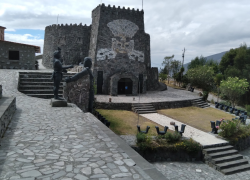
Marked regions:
[0,69,159,180]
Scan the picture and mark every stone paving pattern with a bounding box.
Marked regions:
[0,69,158,180]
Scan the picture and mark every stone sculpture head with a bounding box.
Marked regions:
[84,57,92,68]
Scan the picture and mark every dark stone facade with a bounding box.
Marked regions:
[0,41,38,69]
[42,24,91,68]
[90,4,151,96]
[43,4,160,96]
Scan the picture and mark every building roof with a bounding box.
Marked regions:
[0,26,6,29]
[0,40,41,53]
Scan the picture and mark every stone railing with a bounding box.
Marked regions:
[63,75,90,112]
[0,85,2,99]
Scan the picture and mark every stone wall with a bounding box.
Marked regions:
[133,147,202,162]
[95,99,195,111]
[0,85,2,99]
[0,97,16,140]
[147,67,159,90]
[0,41,36,69]
[231,136,250,151]
[63,76,90,112]
[43,24,91,69]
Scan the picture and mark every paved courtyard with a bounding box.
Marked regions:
[1,68,250,179]
[0,69,162,180]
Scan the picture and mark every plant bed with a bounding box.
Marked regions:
[218,119,250,151]
[133,132,202,162]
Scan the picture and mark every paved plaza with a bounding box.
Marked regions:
[1,68,250,179]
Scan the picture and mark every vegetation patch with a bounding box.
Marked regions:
[218,119,250,145]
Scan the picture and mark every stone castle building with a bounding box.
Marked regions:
[43,4,160,96]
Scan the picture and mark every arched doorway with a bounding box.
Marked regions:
[118,78,133,94]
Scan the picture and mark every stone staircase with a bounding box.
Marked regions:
[203,144,250,175]
[132,103,157,114]
[192,98,210,108]
[18,72,75,99]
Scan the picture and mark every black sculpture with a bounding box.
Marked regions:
[52,47,73,100]
[65,57,94,113]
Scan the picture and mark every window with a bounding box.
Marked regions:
[9,51,20,60]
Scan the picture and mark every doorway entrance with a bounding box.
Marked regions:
[118,78,133,95]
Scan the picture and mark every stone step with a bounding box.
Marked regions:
[20,82,63,85]
[209,149,238,159]
[135,108,156,112]
[132,103,154,107]
[212,154,243,164]
[221,164,250,175]
[203,145,234,154]
[25,94,62,99]
[19,85,63,90]
[132,106,154,109]
[19,78,54,82]
[136,110,157,114]
[216,159,248,170]
[20,89,62,94]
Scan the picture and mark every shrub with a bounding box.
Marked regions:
[219,120,241,138]
[174,138,201,153]
[163,132,182,143]
[136,133,152,150]
[210,99,215,104]
[219,101,231,106]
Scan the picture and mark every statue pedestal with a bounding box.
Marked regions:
[50,98,67,107]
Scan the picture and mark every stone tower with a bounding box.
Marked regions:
[89,4,156,95]
[42,24,91,68]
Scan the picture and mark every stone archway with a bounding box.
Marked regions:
[110,73,138,96]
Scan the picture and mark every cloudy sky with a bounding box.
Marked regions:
[1,0,250,69]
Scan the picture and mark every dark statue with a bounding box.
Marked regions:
[65,57,94,113]
[52,47,73,100]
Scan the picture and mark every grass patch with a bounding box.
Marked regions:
[158,107,235,132]
[96,109,166,136]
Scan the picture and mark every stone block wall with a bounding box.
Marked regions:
[63,75,90,112]
[146,67,159,90]
[0,85,2,99]
[0,41,36,69]
[43,23,91,69]
[0,97,16,140]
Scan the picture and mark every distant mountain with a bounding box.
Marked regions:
[183,50,228,73]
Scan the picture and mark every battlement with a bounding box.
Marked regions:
[92,3,144,14]
[45,23,91,30]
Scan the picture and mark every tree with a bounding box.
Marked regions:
[188,56,206,70]
[187,65,214,100]
[162,55,174,75]
[214,73,224,102]
[171,60,182,75]
[220,77,249,107]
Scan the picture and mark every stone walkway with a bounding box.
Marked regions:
[0,69,164,180]
[140,113,228,146]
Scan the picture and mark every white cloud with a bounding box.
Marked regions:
[1,0,250,68]
[5,33,44,55]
